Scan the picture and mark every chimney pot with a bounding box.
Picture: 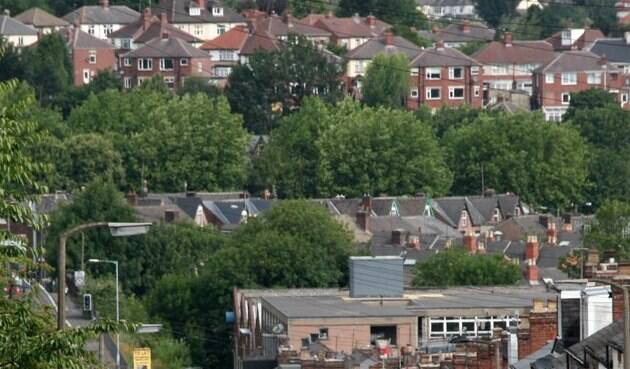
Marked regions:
[504,32,513,47]
[326,10,333,19]
[526,262,539,284]
[100,0,109,8]
[436,39,445,50]
[143,8,152,30]
[366,15,376,27]
[197,0,205,8]
[525,235,539,261]
[599,54,608,66]
[384,31,394,46]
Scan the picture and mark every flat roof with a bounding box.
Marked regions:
[263,295,415,319]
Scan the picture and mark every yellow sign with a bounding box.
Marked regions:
[133,348,151,369]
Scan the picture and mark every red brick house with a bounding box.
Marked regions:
[407,40,483,111]
[250,13,331,44]
[472,33,555,104]
[67,27,116,86]
[533,50,620,121]
[302,12,390,51]
[119,33,212,90]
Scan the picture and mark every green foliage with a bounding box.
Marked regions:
[0,37,25,82]
[61,133,125,190]
[458,41,487,56]
[584,200,630,258]
[429,106,484,138]
[442,112,589,208]
[226,35,345,134]
[412,249,521,287]
[362,53,410,108]
[326,41,348,56]
[474,0,519,28]
[391,24,432,47]
[564,89,618,122]
[505,5,590,40]
[288,0,326,17]
[179,77,223,98]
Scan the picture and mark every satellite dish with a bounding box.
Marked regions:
[272,323,285,334]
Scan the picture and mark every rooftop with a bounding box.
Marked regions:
[472,38,556,65]
[14,7,69,28]
[0,15,38,36]
[345,33,422,60]
[153,0,244,24]
[64,5,139,25]
[122,35,210,58]
[410,44,479,67]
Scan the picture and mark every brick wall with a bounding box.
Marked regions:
[612,285,625,321]
[73,47,116,86]
[406,66,483,110]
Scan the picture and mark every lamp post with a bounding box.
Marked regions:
[57,222,151,331]
[88,258,120,369]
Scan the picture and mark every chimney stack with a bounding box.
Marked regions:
[197,0,205,8]
[463,231,477,254]
[525,235,539,261]
[547,222,557,246]
[100,0,109,8]
[504,32,513,47]
[462,20,471,33]
[384,31,394,46]
[431,25,439,33]
[356,209,369,232]
[161,30,169,39]
[599,54,608,66]
[143,8,152,31]
[160,11,168,28]
[366,15,376,27]
[526,260,539,284]
[436,39,445,50]
[325,10,333,19]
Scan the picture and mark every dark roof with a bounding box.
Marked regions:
[153,0,245,24]
[239,30,279,55]
[313,15,390,39]
[202,198,273,225]
[122,35,209,57]
[512,342,557,369]
[263,295,415,319]
[69,28,115,49]
[410,45,479,67]
[15,8,69,27]
[0,15,38,36]
[589,38,630,64]
[64,5,140,25]
[345,34,421,60]
[421,22,495,43]
[473,40,556,65]
[171,196,204,218]
[435,197,485,226]
[254,14,331,38]
[109,11,201,43]
[566,321,623,361]
[537,50,615,73]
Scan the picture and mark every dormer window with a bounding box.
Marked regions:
[190,7,201,16]
[492,208,502,222]
[212,7,223,16]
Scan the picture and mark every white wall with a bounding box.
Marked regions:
[79,23,124,40]
[5,34,38,47]
[173,22,245,41]
[581,286,612,339]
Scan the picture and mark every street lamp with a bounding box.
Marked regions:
[57,222,151,331]
[88,258,120,369]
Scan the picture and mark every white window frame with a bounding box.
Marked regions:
[449,67,464,80]
[587,72,602,84]
[189,7,201,16]
[217,24,226,35]
[449,86,465,100]
[194,25,203,36]
[138,58,153,71]
[163,76,176,89]
[180,58,189,66]
[82,69,90,84]
[545,73,554,84]
[410,88,419,98]
[123,57,131,66]
[471,66,479,75]
[123,77,132,88]
[354,60,364,74]
[212,7,224,16]
[104,24,113,35]
[622,93,628,104]
[88,50,97,64]
[561,72,577,85]
[88,25,95,35]
[410,68,419,76]
[160,58,174,71]
[426,67,441,80]
[561,92,571,105]
[474,86,480,97]
[426,87,441,100]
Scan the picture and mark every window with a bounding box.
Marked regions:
[123,57,131,66]
[212,7,224,16]
[410,88,419,98]
[138,58,153,71]
[490,65,508,75]
[561,92,571,105]
[219,50,234,61]
[587,72,602,84]
[160,58,174,71]
[354,60,364,74]
[449,67,464,79]
[105,24,113,35]
[426,67,441,80]
[121,39,131,49]
[561,72,577,85]
[123,77,132,88]
[449,87,465,99]
[88,50,97,64]
[426,87,441,100]
[82,69,90,84]
[163,76,175,89]
[410,68,419,76]
[194,25,203,36]
[471,66,479,75]
[217,24,226,35]
[622,93,628,103]
[319,328,329,340]
[460,210,469,227]
[180,58,189,66]
[137,77,149,86]
[474,86,480,97]
[545,73,554,83]
[214,66,231,77]
[18,36,24,46]
[189,7,201,16]
[88,25,95,35]
[624,66,630,74]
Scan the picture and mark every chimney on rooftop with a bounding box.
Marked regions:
[143,8,152,31]
[284,11,293,27]
[463,231,477,254]
[462,20,471,33]
[197,0,205,8]
[435,39,445,50]
[99,0,109,8]
[431,25,439,33]
[325,10,333,19]
[384,31,394,46]
[525,235,539,261]
[526,260,539,284]
[547,222,557,246]
[503,32,513,47]
[366,15,376,27]
[352,12,360,23]
[599,53,608,66]
[161,30,169,39]
[160,11,168,28]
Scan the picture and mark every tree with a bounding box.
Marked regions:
[226,35,345,133]
[429,106,484,139]
[316,100,452,197]
[412,249,521,287]
[458,41,487,56]
[474,0,519,27]
[179,77,223,98]
[391,24,431,47]
[584,200,630,258]
[337,0,427,28]
[564,89,618,121]
[442,112,589,208]
[362,53,410,108]
[288,0,325,17]
[0,37,25,82]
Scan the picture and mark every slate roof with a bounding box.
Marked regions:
[537,50,615,73]
[589,38,630,64]
[410,45,479,67]
[69,28,115,49]
[420,22,495,43]
[345,34,422,60]
[202,198,273,225]
[436,197,485,226]
[253,14,332,38]
[64,5,140,25]
[512,342,557,369]
[153,0,244,24]
[200,24,248,49]
[109,12,201,43]
[15,8,69,28]
[488,100,530,113]
[121,35,209,57]
[473,40,555,65]
[313,15,390,39]
[263,295,415,319]
[565,320,623,363]
[0,15,38,36]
